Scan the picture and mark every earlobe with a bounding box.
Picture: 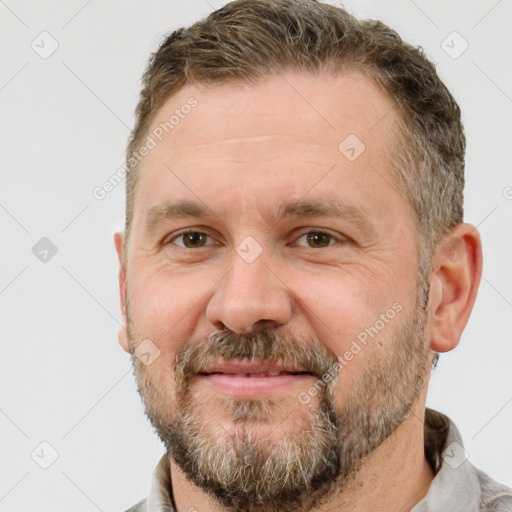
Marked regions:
[118,325,130,353]
[118,265,130,353]
[114,231,124,267]
[429,224,483,353]
[114,231,130,353]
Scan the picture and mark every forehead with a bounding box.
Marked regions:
[146,70,396,157]
[131,70,409,230]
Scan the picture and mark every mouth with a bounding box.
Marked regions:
[197,360,315,397]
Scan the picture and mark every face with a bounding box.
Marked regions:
[119,71,433,511]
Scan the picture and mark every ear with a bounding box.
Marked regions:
[429,223,483,353]
[114,231,130,353]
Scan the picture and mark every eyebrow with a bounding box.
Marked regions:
[144,199,217,233]
[144,197,377,238]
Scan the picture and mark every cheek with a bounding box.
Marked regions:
[127,268,208,362]
[293,269,392,344]
[292,269,404,387]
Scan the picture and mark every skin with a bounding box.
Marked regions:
[114,70,482,511]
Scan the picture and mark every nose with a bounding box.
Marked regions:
[206,248,293,334]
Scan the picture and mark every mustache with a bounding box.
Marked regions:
[174,330,339,384]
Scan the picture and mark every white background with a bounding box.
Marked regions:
[0,1,511,511]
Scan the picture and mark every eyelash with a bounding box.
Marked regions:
[165,229,347,248]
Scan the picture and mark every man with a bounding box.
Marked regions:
[114,1,512,511]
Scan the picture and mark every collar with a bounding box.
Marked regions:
[411,410,481,511]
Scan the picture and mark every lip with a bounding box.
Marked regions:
[197,360,314,398]
[200,360,308,375]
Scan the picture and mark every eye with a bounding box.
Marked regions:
[295,231,341,248]
[168,230,215,248]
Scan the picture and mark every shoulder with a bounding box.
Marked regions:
[475,467,512,512]
[122,498,146,512]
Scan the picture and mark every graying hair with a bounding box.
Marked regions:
[124,0,464,277]
[125,0,463,369]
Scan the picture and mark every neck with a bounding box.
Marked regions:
[169,397,434,512]
[311,398,434,512]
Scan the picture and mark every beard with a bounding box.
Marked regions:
[127,277,432,512]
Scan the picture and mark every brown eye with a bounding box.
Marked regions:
[306,232,333,248]
[184,232,207,248]
[171,231,212,248]
[295,230,340,248]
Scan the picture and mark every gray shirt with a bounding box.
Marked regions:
[123,409,512,512]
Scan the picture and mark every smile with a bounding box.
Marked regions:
[197,360,314,397]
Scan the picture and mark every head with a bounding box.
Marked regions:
[123,0,466,277]
[114,1,482,510]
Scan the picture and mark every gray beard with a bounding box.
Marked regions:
[129,279,431,512]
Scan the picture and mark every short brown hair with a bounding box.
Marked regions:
[124,0,465,283]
